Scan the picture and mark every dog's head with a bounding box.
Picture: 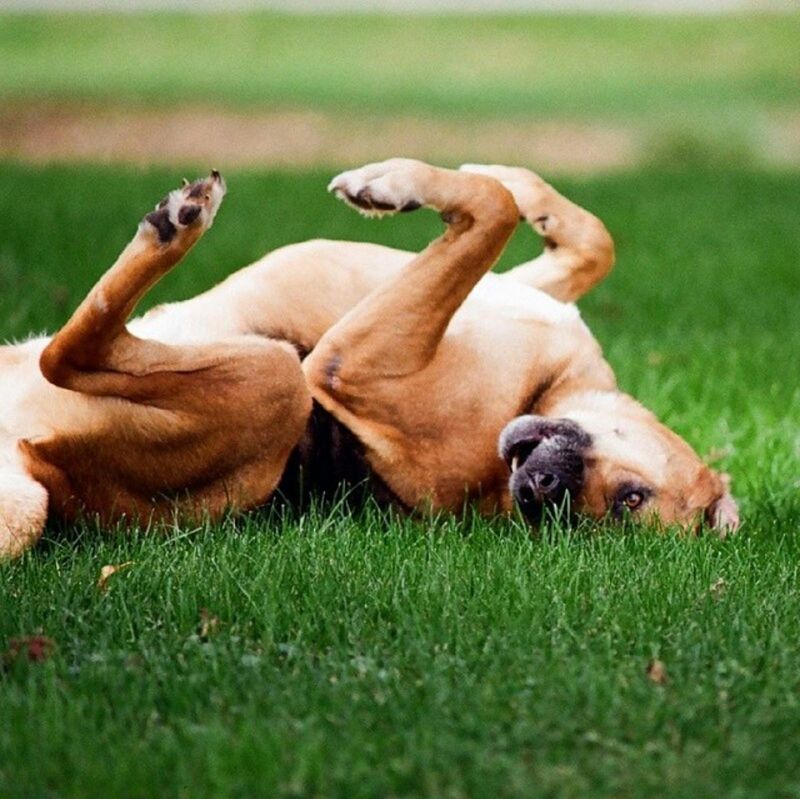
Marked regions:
[498,390,739,534]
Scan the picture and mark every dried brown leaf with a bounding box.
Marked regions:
[709,577,727,600]
[646,658,669,685]
[97,561,135,593]
[4,635,56,665]
[198,608,220,640]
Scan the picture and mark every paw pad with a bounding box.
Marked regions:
[144,208,177,244]
[143,170,226,244]
[328,160,425,219]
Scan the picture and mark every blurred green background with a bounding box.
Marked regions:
[1,11,799,170]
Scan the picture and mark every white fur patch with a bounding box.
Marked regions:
[128,304,213,344]
[0,446,48,559]
[468,273,581,325]
[93,290,109,314]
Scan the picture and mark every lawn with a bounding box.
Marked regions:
[0,162,798,798]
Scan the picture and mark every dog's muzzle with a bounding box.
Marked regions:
[499,415,592,523]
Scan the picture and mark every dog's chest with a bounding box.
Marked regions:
[464,274,582,325]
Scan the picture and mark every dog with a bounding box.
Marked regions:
[0,159,738,557]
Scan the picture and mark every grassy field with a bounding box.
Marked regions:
[0,162,798,797]
[1,13,798,121]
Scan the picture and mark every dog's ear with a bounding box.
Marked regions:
[706,474,740,537]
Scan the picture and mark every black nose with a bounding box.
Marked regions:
[531,471,560,496]
[516,471,563,507]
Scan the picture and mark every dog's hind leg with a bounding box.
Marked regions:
[39,173,226,398]
[460,164,615,302]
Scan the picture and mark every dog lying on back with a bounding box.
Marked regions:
[0,160,738,557]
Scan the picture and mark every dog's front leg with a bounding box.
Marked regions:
[302,160,519,508]
[304,159,517,388]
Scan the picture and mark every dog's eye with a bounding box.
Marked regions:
[611,486,651,519]
[620,490,644,511]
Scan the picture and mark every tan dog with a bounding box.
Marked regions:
[0,160,738,557]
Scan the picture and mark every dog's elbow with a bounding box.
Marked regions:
[303,345,345,400]
[473,179,520,240]
[39,342,76,390]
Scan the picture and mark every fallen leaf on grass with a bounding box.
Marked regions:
[97,561,135,593]
[709,577,727,600]
[646,659,669,685]
[198,608,220,640]
[3,635,56,666]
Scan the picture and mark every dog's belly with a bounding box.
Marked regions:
[0,338,113,443]
[466,273,582,326]
[0,339,59,442]
[275,400,403,510]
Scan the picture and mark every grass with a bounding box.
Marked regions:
[1,162,799,798]
[0,13,798,122]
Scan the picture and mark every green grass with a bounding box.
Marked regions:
[1,13,798,122]
[1,163,799,798]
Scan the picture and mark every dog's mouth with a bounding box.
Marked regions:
[499,415,592,524]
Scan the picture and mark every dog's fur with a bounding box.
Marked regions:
[0,160,738,557]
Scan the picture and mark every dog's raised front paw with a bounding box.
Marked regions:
[328,159,426,218]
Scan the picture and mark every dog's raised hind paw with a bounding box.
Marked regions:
[328,159,426,218]
[459,163,559,234]
[143,170,227,245]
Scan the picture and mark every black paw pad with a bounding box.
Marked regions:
[145,208,177,243]
[178,204,202,226]
[186,179,210,200]
[369,198,398,212]
[346,189,376,211]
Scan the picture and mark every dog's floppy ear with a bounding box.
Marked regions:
[706,474,740,537]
